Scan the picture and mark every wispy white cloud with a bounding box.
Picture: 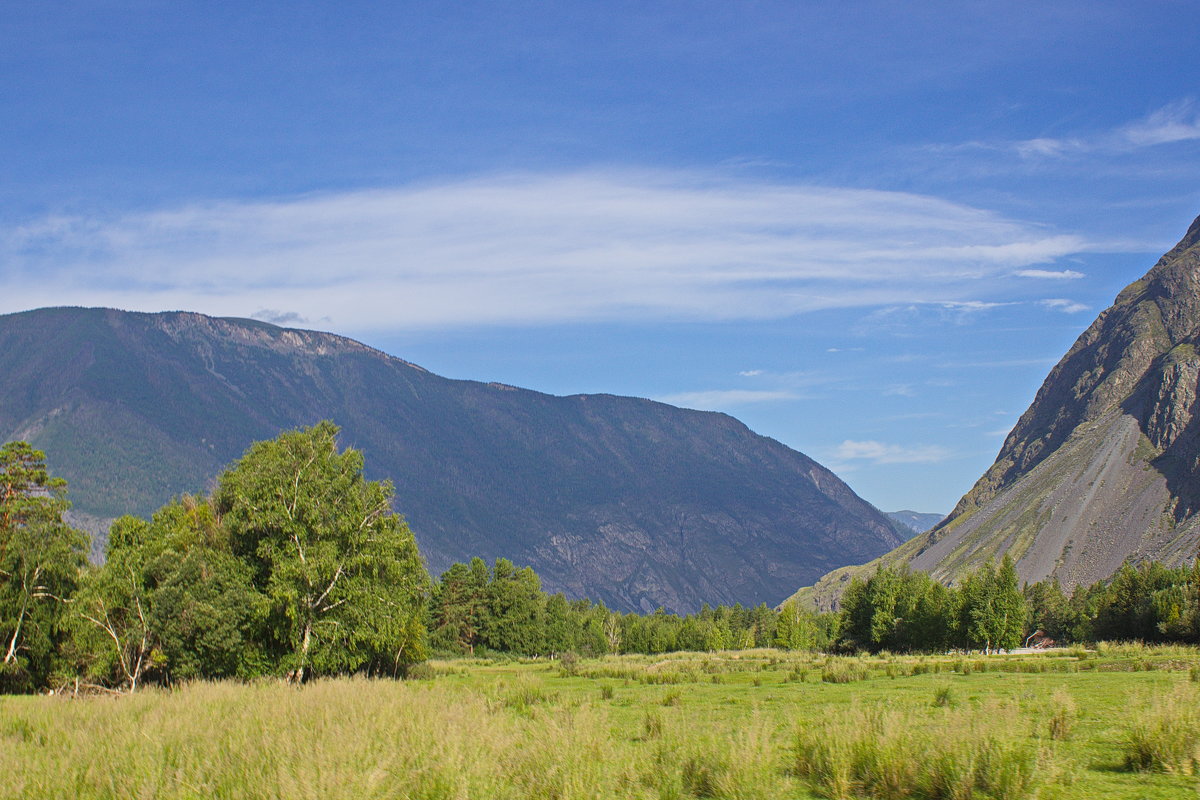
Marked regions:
[1013,137,1085,158]
[656,389,799,409]
[1038,298,1089,313]
[0,169,1094,330]
[883,383,917,397]
[251,308,313,325]
[661,368,832,410]
[834,440,954,465]
[1015,268,1084,279]
[1120,99,1200,147]
[1006,99,1200,159]
[853,299,1017,335]
[937,357,1060,369]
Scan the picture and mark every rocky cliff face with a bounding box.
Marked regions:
[796,213,1200,610]
[952,215,1200,521]
[0,307,902,613]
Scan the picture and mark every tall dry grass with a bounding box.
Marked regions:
[793,701,1048,800]
[1123,684,1200,774]
[2,678,794,800]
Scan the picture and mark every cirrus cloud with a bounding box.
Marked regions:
[834,440,954,465]
[1,169,1095,330]
[1015,268,1084,279]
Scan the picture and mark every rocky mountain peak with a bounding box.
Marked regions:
[795,212,1200,610]
[949,214,1200,521]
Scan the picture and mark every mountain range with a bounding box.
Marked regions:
[885,511,945,538]
[0,306,904,613]
[798,213,1200,610]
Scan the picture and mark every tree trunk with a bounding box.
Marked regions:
[291,620,313,683]
[3,601,25,663]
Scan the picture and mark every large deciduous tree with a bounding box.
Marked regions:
[0,442,86,692]
[214,421,429,681]
[70,496,271,690]
[958,556,1024,653]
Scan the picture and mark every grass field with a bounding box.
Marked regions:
[5,644,1200,799]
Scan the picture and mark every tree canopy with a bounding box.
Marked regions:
[0,442,86,692]
[214,420,429,680]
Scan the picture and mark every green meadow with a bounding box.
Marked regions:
[6,644,1200,800]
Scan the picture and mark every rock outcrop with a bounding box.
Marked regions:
[797,213,1200,610]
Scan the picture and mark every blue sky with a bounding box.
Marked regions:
[3,1,1200,513]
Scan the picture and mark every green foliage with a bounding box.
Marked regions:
[958,557,1025,653]
[69,497,271,688]
[482,558,546,655]
[429,561,839,658]
[840,566,955,653]
[0,442,87,692]
[61,422,431,691]
[794,703,1045,800]
[1124,685,1200,773]
[774,601,834,650]
[149,547,269,681]
[215,421,430,680]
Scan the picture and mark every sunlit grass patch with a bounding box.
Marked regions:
[1124,684,1200,774]
[793,701,1049,800]
[6,646,1200,799]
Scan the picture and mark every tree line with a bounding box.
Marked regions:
[5,422,1200,693]
[427,556,837,657]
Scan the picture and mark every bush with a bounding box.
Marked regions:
[403,661,438,680]
[932,685,955,708]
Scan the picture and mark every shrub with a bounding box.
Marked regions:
[932,685,955,708]
[404,661,438,680]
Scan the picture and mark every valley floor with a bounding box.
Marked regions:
[5,645,1199,799]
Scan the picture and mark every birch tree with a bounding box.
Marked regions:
[0,442,85,692]
[215,421,430,681]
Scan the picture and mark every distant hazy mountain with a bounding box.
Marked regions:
[797,213,1200,610]
[885,511,945,538]
[0,307,902,613]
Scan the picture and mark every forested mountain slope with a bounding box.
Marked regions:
[0,307,902,613]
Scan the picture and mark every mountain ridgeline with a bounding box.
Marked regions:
[885,511,944,538]
[0,307,902,613]
[800,213,1200,610]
